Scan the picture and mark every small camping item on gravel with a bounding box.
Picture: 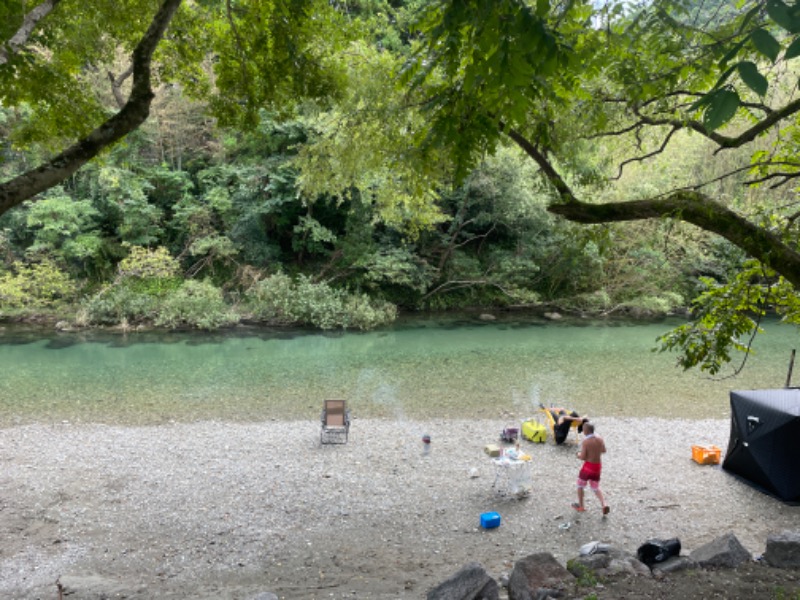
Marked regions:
[521,419,547,443]
[580,541,611,556]
[480,512,501,529]
[500,427,519,443]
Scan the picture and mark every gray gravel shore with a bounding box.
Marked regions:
[2,417,798,599]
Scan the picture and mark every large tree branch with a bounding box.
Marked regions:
[505,127,576,202]
[584,92,784,180]
[503,112,800,289]
[0,0,183,216]
[612,125,680,179]
[107,65,135,109]
[632,96,800,150]
[0,0,62,66]
[548,192,800,289]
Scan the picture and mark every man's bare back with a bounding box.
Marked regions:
[579,433,606,464]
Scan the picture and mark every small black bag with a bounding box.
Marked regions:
[636,538,682,566]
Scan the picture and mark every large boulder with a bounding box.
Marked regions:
[569,547,652,580]
[689,532,752,568]
[508,552,574,600]
[764,531,800,568]
[651,555,699,577]
[426,562,499,600]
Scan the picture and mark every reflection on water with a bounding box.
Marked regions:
[1,315,798,425]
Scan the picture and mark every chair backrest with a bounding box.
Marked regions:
[324,400,346,427]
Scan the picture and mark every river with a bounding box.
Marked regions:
[1,314,798,425]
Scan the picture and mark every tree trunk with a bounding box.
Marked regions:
[0,0,62,66]
[0,0,183,215]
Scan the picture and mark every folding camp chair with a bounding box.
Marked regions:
[321,399,350,444]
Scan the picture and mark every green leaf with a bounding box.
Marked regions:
[766,0,792,29]
[738,5,761,35]
[751,28,781,62]
[785,36,800,59]
[688,93,712,112]
[703,89,740,131]
[737,61,769,96]
[711,63,738,91]
[766,0,800,33]
[718,37,748,68]
[535,0,549,18]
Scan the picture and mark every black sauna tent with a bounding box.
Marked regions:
[723,389,800,502]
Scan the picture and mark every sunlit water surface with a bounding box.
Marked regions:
[1,315,798,425]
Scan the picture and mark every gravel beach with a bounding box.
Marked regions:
[2,416,798,599]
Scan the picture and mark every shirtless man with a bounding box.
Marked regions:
[572,422,609,515]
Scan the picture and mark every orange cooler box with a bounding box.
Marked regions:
[692,445,721,465]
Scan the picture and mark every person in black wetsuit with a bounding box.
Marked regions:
[549,408,589,445]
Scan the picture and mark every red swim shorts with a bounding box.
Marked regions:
[578,461,602,483]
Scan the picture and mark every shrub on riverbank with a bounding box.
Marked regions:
[0,247,683,331]
[0,259,78,310]
[154,280,239,330]
[63,271,397,331]
[243,272,397,330]
[558,290,684,317]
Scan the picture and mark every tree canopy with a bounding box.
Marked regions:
[0,0,348,214]
[397,0,800,285]
[4,0,800,371]
[317,0,800,370]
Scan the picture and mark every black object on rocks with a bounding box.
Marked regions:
[637,538,682,566]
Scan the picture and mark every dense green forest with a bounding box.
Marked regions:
[3,0,800,372]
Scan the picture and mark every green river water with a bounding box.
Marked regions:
[1,314,798,425]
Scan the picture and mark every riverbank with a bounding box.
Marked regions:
[2,417,798,599]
